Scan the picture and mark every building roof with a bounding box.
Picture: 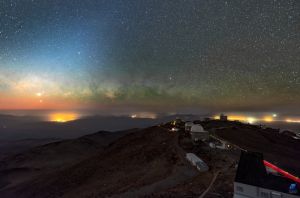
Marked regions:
[190,124,206,133]
[186,153,209,172]
[186,153,205,162]
[185,122,193,127]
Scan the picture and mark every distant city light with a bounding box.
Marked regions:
[286,119,300,123]
[36,92,43,97]
[131,114,137,118]
[130,113,157,119]
[263,116,273,122]
[48,112,79,122]
[228,115,247,121]
[247,117,256,124]
[214,115,220,120]
[213,113,300,125]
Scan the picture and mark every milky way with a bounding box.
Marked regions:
[0,0,299,113]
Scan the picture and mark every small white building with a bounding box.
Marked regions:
[186,153,209,172]
[190,124,209,142]
[185,121,193,132]
[209,139,231,150]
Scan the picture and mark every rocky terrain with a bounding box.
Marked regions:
[0,120,299,198]
[0,138,60,161]
[0,126,202,197]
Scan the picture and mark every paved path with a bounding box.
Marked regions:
[199,171,220,198]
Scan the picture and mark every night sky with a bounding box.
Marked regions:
[0,0,299,113]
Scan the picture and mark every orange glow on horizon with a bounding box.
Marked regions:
[263,116,273,122]
[214,113,300,124]
[286,119,300,123]
[48,112,79,122]
[213,114,255,123]
[213,114,266,124]
[214,115,220,120]
[0,94,89,110]
[228,115,248,121]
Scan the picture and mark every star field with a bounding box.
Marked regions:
[0,0,299,112]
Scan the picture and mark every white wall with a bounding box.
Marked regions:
[234,182,300,198]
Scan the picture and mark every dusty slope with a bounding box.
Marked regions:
[0,138,60,161]
[0,129,136,192]
[0,126,198,198]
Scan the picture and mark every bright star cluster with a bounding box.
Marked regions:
[0,0,299,113]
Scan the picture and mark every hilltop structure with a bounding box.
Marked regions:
[220,113,228,121]
[190,124,209,142]
[234,151,300,198]
[184,121,193,132]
